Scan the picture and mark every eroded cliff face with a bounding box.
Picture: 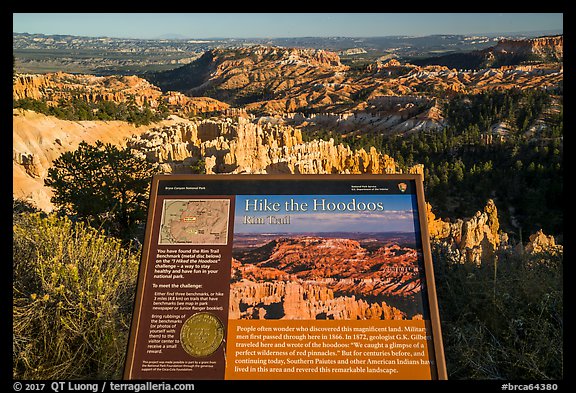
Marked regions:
[13,44,562,137]
[149,45,562,116]
[229,237,422,320]
[126,116,423,175]
[426,198,563,265]
[492,35,563,61]
[229,280,407,320]
[426,199,500,266]
[242,237,422,297]
[13,73,163,106]
[13,109,160,211]
[13,111,423,211]
[12,72,229,116]
[14,109,559,268]
[525,229,562,255]
[13,74,55,100]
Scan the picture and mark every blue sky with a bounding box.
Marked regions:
[13,13,562,39]
[234,194,419,233]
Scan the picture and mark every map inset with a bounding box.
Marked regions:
[159,199,230,245]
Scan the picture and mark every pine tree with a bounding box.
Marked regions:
[45,141,158,240]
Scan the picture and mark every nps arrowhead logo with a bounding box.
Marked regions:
[398,182,407,193]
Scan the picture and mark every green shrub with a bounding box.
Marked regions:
[433,243,563,379]
[45,141,157,243]
[13,213,140,379]
[12,210,562,380]
[13,97,168,126]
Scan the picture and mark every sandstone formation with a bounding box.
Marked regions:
[126,116,423,175]
[161,92,230,115]
[13,110,422,212]
[491,35,563,62]
[391,63,562,96]
[426,199,500,265]
[229,237,423,320]
[229,280,406,320]
[13,73,163,107]
[366,95,445,134]
[149,45,562,117]
[13,45,562,138]
[282,95,446,136]
[248,237,422,296]
[13,74,54,100]
[525,229,562,255]
[414,35,563,73]
[12,109,181,211]
[427,201,564,265]
[13,72,229,117]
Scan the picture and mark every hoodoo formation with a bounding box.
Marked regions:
[230,237,422,320]
[13,36,563,266]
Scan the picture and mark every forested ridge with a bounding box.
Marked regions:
[303,88,563,241]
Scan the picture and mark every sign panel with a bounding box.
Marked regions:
[124,174,447,380]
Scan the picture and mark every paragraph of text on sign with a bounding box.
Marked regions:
[225,320,436,380]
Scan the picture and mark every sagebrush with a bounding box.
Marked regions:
[433,243,563,379]
[12,211,562,379]
[13,213,139,379]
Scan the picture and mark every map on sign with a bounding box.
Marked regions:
[159,199,230,245]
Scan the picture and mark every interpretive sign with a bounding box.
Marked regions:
[124,174,447,380]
